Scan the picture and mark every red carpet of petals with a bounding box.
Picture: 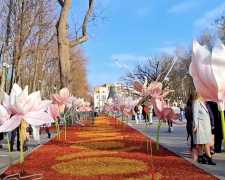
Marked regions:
[2,117,216,180]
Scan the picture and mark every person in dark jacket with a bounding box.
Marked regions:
[185,94,195,151]
[206,102,215,154]
[206,101,223,153]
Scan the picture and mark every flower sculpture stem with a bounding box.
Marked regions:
[156,120,162,151]
[6,132,13,173]
[64,122,67,141]
[19,121,25,175]
[55,118,60,140]
[145,113,149,152]
[220,111,225,149]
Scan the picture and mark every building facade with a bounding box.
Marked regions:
[94,83,114,110]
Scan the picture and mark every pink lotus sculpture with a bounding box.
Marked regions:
[152,98,183,125]
[189,38,225,148]
[0,84,54,132]
[48,104,60,120]
[52,87,70,113]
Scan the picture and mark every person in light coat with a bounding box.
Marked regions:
[138,105,143,123]
[149,103,154,124]
[192,92,216,165]
[32,125,41,145]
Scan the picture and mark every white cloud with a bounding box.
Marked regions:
[168,1,198,14]
[194,3,225,27]
[135,8,149,16]
[154,46,176,55]
[110,53,147,61]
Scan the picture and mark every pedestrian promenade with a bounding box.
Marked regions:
[129,117,225,180]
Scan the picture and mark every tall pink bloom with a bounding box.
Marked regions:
[0,84,54,132]
[189,39,225,110]
[52,88,70,113]
[48,104,60,119]
[152,98,184,125]
[133,78,162,97]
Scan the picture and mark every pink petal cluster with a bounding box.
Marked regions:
[0,105,11,125]
[114,97,137,114]
[47,104,60,120]
[189,39,225,110]
[52,88,70,113]
[0,84,54,132]
[133,78,163,97]
[152,98,184,124]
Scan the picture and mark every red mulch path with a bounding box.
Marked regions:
[1,117,217,180]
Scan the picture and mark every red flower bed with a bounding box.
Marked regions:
[2,117,216,180]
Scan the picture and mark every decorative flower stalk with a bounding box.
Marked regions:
[48,104,60,140]
[52,88,70,141]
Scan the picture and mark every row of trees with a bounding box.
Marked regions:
[121,10,225,103]
[0,0,105,103]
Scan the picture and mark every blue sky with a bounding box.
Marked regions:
[78,0,225,88]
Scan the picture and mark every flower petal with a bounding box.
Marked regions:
[18,85,29,104]
[2,91,10,110]
[0,115,22,132]
[189,39,218,101]
[23,112,54,126]
[32,100,53,112]
[133,81,143,93]
[59,88,70,103]
[212,39,225,110]
[0,105,10,125]
[24,91,40,113]
[52,94,62,104]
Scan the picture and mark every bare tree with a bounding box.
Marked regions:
[56,0,95,89]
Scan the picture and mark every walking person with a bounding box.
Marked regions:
[10,127,20,151]
[149,103,154,124]
[206,101,223,153]
[21,121,30,152]
[138,105,143,123]
[185,94,195,154]
[192,92,216,165]
[134,106,139,124]
[0,132,3,149]
[32,125,41,145]
[46,123,51,138]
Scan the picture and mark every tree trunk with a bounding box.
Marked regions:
[57,0,71,89]
[0,0,13,102]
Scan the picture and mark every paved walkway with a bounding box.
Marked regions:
[128,117,225,180]
[0,130,57,174]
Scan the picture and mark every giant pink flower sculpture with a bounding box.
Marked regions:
[48,104,60,119]
[189,39,225,110]
[0,84,54,132]
[152,98,184,124]
[190,39,225,148]
[52,88,70,113]
[133,78,163,97]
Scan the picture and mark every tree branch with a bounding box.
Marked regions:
[57,0,64,7]
[69,0,95,47]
